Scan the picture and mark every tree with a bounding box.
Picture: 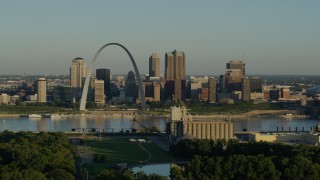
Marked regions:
[282,156,320,179]
[170,167,184,180]
[96,169,118,180]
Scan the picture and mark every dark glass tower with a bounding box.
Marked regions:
[96,69,111,99]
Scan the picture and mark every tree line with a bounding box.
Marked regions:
[0,131,76,179]
[169,139,320,179]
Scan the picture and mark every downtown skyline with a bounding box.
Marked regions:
[0,1,319,75]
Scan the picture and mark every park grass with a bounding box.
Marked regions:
[81,137,181,179]
[140,143,178,163]
[86,137,149,164]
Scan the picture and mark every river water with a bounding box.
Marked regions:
[0,116,318,132]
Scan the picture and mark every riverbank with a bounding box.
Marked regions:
[191,110,310,120]
[0,109,308,120]
[0,114,20,118]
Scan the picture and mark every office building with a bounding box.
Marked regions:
[165,50,185,80]
[208,77,217,103]
[189,78,202,99]
[140,81,161,102]
[54,85,72,102]
[219,75,225,93]
[225,69,243,92]
[165,50,186,101]
[250,77,263,92]
[125,71,138,103]
[37,78,47,103]
[96,68,111,98]
[200,88,209,101]
[242,78,251,101]
[70,57,86,88]
[224,60,246,92]
[281,87,291,99]
[149,53,160,77]
[270,89,280,101]
[226,60,245,76]
[94,79,105,105]
[174,78,182,102]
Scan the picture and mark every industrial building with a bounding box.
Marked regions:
[168,106,234,141]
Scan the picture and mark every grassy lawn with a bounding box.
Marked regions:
[140,143,178,163]
[81,137,181,179]
[86,137,149,164]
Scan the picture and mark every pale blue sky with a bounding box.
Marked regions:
[0,1,319,75]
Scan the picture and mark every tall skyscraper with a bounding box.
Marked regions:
[164,50,186,101]
[226,60,245,76]
[225,60,245,92]
[208,77,217,103]
[165,50,185,80]
[225,69,243,92]
[149,53,160,77]
[37,78,47,103]
[125,71,138,102]
[70,57,86,88]
[242,78,251,101]
[96,68,111,98]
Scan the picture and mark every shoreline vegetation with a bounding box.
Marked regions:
[0,110,310,120]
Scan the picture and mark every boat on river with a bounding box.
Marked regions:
[29,114,42,118]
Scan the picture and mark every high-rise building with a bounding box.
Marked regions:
[125,71,138,102]
[70,57,86,88]
[242,78,251,101]
[219,75,225,93]
[200,88,209,101]
[174,78,182,102]
[149,53,160,77]
[96,68,111,98]
[225,60,245,93]
[37,78,47,103]
[140,81,161,102]
[165,50,185,80]
[54,85,72,102]
[94,79,105,105]
[250,77,263,93]
[226,60,245,76]
[225,69,243,92]
[189,76,210,100]
[164,50,186,101]
[208,77,217,103]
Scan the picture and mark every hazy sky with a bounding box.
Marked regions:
[0,1,319,76]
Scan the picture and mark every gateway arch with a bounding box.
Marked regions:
[79,43,146,110]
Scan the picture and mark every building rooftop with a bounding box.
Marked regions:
[72,57,84,61]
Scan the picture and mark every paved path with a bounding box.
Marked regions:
[137,143,151,163]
